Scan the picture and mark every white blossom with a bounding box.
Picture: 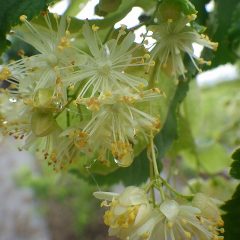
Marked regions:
[149,15,218,77]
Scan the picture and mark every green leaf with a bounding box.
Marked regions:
[190,0,210,25]
[93,150,151,186]
[69,148,153,186]
[170,112,231,174]
[0,0,56,55]
[204,0,240,67]
[181,142,231,174]
[65,0,88,16]
[136,0,156,11]
[161,0,197,15]
[34,0,137,32]
[230,148,240,179]
[97,0,122,15]
[182,81,202,136]
[166,79,232,174]
[222,184,240,240]
[229,2,240,54]
[221,150,240,239]
[155,79,190,159]
[197,80,240,147]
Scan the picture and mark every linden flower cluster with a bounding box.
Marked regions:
[94,187,224,240]
[59,22,162,168]
[0,13,161,169]
[0,13,80,170]
[149,14,218,77]
[94,187,160,240]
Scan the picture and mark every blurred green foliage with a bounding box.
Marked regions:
[15,166,98,236]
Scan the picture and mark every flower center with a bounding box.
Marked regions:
[97,61,112,77]
[46,54,58,67]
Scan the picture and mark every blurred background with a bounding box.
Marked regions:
[0,0,240,239]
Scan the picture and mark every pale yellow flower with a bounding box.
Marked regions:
[71,87,161,167]
[0,13,77,103]
[155,199,224,240]
[94,186,160,240]
[64,22,150,97]
[150,15,218,77]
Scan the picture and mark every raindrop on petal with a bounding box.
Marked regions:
[114,152,133,167]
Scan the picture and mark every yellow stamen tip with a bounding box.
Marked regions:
[0,67,11,81]
[149,60,155,67]
[120,24,127,30]
[53,13,59,19]
[19,15,27,22]
[144,54,151,59]
[92,24,99,32]
[213,42,219,51]
[184,231,191,239]
[65,30,70,36]
[188,14,197,21]
[167,222,173,228]
[67,16,71,24]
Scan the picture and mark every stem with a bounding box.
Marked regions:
[150,133,159,176]
[54,83,83,119]
[66,89,70,127]
[103,26,114,44]
[149,133,193,201]
[128,22,145,32]
[149,133,165,200]
[148,151,156,206]
[159,175,194,201]
[148,58,159,89]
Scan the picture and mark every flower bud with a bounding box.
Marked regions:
[31,111,57,137]
[33,88,54,109]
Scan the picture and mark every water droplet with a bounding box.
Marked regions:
[84,158,97,169]
[114,152,133,167]
[54,101,63,110]
[9,97,17,103]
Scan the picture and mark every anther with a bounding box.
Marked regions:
[149,60,155,67]
[187,14,197,21]
[167,222,173,228]
[19,15,27,22]
[53,13,59,19]
[184,231,192,239]
[92,24,99,32]
[144,54,151,59]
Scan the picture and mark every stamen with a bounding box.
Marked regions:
[0,67,11,81]
[92,24,99,32]
[19,15,27,22]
